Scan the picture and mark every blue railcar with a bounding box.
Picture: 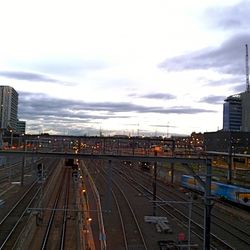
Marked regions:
[181,175,250,207]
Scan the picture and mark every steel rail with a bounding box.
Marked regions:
[0,182,40,249]
[92,163,148,250]
[60,169,70,250]
[114,166,235,250]
[133,167,250,244]
[40,169,67,250]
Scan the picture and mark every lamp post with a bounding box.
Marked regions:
[10,129,13,147]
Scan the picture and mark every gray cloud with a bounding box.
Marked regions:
[199,95,225,105]
[199,75,243,87]
[232,83,246,93]
[159,33,250,75]
[149,124,176,128]
[0,70,75,85]
[19,92,215,115]
[18,92,216,133]
[133,93,176,100]
[32,59,108,75]
[205,1,250,30]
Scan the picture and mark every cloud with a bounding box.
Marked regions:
[19,92,215,117]
[231,83,246,93]
[132,93,176,100]
[205,1,250,30]
[18,92,216,133]
[0,70,75,85]
[159,33,250,75]
[149,124,176,128]
[198,75,242,87]
[30,59,108,75]
[199,95,225,105]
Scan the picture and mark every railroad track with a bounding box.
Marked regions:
[88,161,148,250]
[117,165,249,249]
[0,158,45,186]
[130,166,250,248]
[114,165,231,249]
[0,181,40,249]
[0,158,61,249]
[60,168,70,249]
[40,168,69,249]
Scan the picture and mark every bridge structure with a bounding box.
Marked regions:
[0,134,216,249]
[2,134,250,249]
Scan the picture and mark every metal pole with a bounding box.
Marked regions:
[171,140,175,185]
[106,159,112,212]
[0,129,3,149]
[204,158,212,250]
[170,162,174,184]
[7,157,11,183]
[21,143,26,186]
[132,138,135,156]
[103,137,106,154]
[227,135,232,183]
[153,150,157,216]
[10,130,13,147]
[188,196,193,250]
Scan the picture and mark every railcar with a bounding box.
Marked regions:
[181,175,250,207]
[65,158,79,169]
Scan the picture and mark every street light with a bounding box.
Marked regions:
[10,129,13,147]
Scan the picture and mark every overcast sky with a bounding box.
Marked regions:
[0,0,249,136]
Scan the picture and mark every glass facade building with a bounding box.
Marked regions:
[0,86,18,131]
[223,94,242,131]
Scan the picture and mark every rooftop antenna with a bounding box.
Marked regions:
[246,44,249,92]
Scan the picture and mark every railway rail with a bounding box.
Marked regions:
[40,168,68,249]
[98,165,148,250]
[0,181,40,249]
[118,163,250,249]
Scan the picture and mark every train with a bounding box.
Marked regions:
[181,175,250,208]
[65,158,79,170]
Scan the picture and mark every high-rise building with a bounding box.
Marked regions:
[0,86,18,131]
[16,120,26,134]
[223,94,242,131]
[241,91,250,132]
[223,91,250,132]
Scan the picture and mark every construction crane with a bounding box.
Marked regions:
[246,44,249,92]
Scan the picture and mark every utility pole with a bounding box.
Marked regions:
[188,194,193,250]
[227,134,233,183]
[246,44,249,92]
[106,160,112,212]
[204,158,212,250]
[170,140,175,184]
[153,150,157,216]
[21,143,26,186]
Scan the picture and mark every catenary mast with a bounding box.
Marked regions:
[246,44,249,92]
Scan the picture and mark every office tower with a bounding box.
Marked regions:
[223,94,242,131]
[0,86,18,131]
[16,120,26,134]
[223,44,250,132]
[241,91,250,132]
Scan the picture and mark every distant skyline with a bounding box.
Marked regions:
[0,0,249,136]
